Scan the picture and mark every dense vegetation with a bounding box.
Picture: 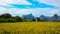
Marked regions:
[0,13,22,22]
[0,13,60,22]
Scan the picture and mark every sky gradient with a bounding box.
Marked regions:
[0,0,60,17]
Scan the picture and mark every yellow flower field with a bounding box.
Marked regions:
[0,22,60,34]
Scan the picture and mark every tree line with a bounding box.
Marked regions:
[0,13,22,22]
[0,13,60,22]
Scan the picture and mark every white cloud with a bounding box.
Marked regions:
[0,0,31,6]
[37,0,60,8]
[45,9,59,16]
[0,7,58,17]
[0,7,8,15]
[37,0,60,16]
[0,0,59,17]
[14,0,32,5]
[0,7,6,10]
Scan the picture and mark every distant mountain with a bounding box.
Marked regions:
[40,15,45,19]
[22,14,60,22]
[22,14,34,20]
[40,15,53,21]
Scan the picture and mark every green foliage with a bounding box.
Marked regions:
[0,18,17,22]
[36,17,41,21]
[15,16,22,22]
[0,13,12,18]
[32,18,36,21]
[0,13,22,22]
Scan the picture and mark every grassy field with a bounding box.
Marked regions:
[0,22,60,34]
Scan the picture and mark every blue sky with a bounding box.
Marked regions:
[0,0,60,17]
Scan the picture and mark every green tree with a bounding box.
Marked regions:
[52,14,58,22]
[36,17,40,21]
[0,13,12,18]
[15,16,22,22]
[32,18,36,21]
